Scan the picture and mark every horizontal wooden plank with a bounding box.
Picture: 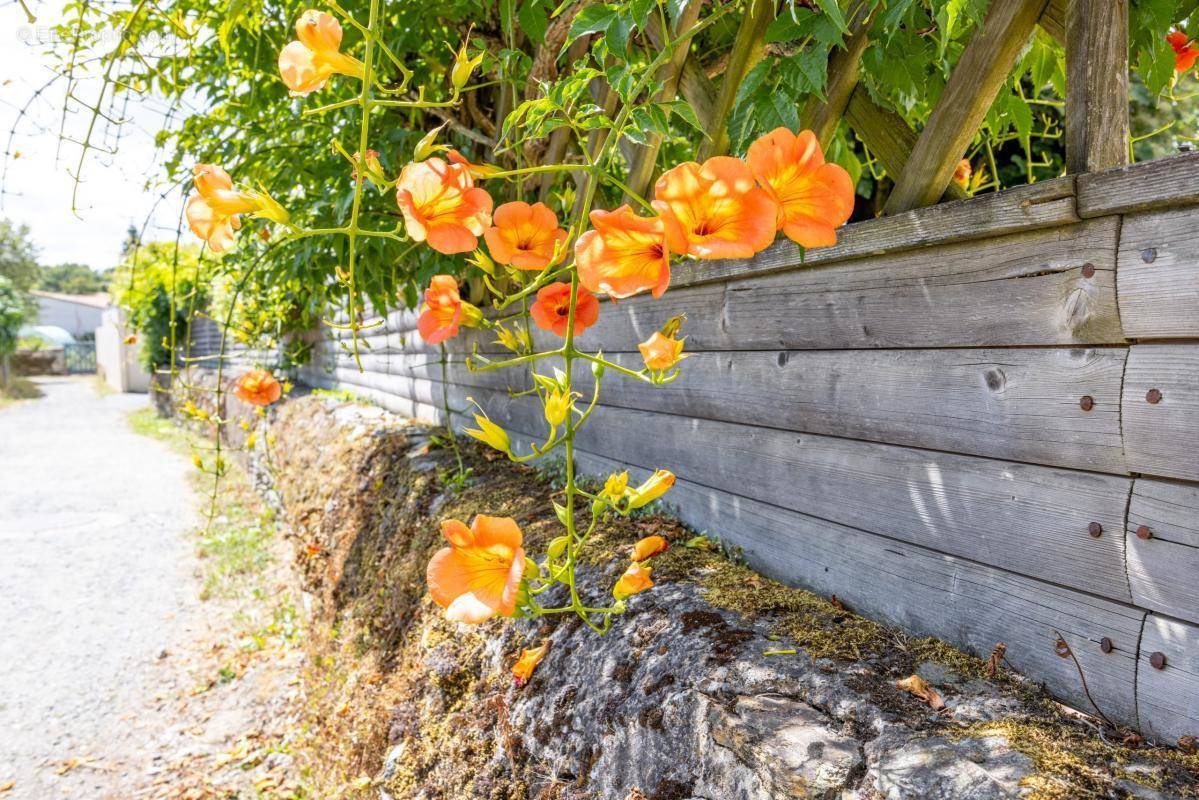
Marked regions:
[1126,479,1199,624]
[1077,151,1199,217]
[1137,614,1199,744]
[468,421,1143,730]
[553,347,1128,473]
[375,217,1123,354]
[433,383,1135,602]
[671,177,1078,289]
[1121,345,1199,482]
[1116,207,1199,338]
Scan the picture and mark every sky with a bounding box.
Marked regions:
[1,0,182,271]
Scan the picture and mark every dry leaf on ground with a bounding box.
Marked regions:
[895,674,946,710]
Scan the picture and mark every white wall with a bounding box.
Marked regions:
[95,308,150,393]
[35,296,107,339]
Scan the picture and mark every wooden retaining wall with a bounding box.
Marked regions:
[299,153,1199,744]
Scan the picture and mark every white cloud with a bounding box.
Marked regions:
[0,1,182,271]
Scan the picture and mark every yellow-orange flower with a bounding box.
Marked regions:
[575,205,670,300]
[447,149,503,180]
[396,157,494,254]
[511,643,549,685]
[628,469,675,510]
[653,157,778,259]
[746,128,854,249]
[529,281,599,337]
[418,275,468,344]
[484,201,568,271]
[613,562,654,600]
[277,10,365,96]
[631,535,668,561]
[426,516,526,623]
[638,331,686,371]
[952,158,972,190]
[233,369,282,407]
[186,164,289,253]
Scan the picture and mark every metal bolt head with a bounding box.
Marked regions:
[1136,525,1153,540]
[1141,248,1158,264]
[1147,388,1163,404]
[1100,637,1114,654]
[1088,522,1103,538]
[1081,263,1096,278]
[1150,651,1167,670]
[1079,395,1095,411]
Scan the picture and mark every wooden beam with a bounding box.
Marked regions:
[1039,0,1066,44]
[800,3,879,150]
[1077,151,1199,217]
[843,87,968,201]
[697,0,773,159]
[625,0,705,200]
[884,0,1050,214]
[1065,0,1129,174]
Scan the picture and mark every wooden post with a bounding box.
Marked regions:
[1039,0,1066,44]
[1065,0,1129,174]
[883,0,1049,215]
[625,0,706,200]
[698,0,774,159]
[800,3,879,150]
[844,87,968,202]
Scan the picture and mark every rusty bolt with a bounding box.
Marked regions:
[1150,652,1167,670]
[1136,525,1153,540]
[1147,388,1163,404]
[1080,395,1095,411]
[1100,637,1114,653]
[1141,248,1157,263]
[1081,263,1096,279]
[1088,522,1103,538]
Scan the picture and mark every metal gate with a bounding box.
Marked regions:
[64,342,97,374]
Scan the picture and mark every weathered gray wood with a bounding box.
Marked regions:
[1116,207,1199,338]
[1065,0,1129,174]
[885,0,1050,214]
[452,417,1144,729]
[1039,0,1066,43]
[1127,479,1199,624]
[1077,152,1199,217]
[843,87,969,202]
[1137,614,1199,744]
[554,347,1128,473]
[1121,345,1199,482]
[466,217,1116,353]
[439,382,1134,601]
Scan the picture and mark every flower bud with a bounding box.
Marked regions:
[543,388,574,428]
[627,469,675,510]
[459,301,484,328]
[450,41,485,92]
[465,413,510,455]
[613,562,654,600]
[414,122,449,162]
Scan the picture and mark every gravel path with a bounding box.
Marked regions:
[0,377,199,798]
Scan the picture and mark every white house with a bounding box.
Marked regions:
[29,290,110,339]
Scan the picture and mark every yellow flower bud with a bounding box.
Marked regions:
[465,413,510,455]
[627,469,675,510]
[602,471,630,503]
[459,301,484,328]
[414,122,449,161]
[543,388,575,428]
[450,41,485,92]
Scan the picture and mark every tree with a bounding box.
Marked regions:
[0,275,29,387]
[37,262,112,294]
[0,219,39,293]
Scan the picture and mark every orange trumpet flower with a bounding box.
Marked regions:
[277,10,365,96]
[397,157,494,255]
[418,274,479,344]
[426,516,526,623]
[631,535,668,561]
[186,164,287,253]
[746,128,854,249]
[638,331,686,372]
[529,281,599,337]
[575,205,671,300]
[652,157,778,260]
[613,562,654,600]
[1169,30,1199,72]
[233,369,282,407]
[484,201,568,271]
[511,643,549,685]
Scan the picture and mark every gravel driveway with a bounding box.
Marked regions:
[0,377,198,797]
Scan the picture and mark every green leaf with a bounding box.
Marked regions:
[565,4,618,52]
[813,0,849,34]
[518,0,550,45]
